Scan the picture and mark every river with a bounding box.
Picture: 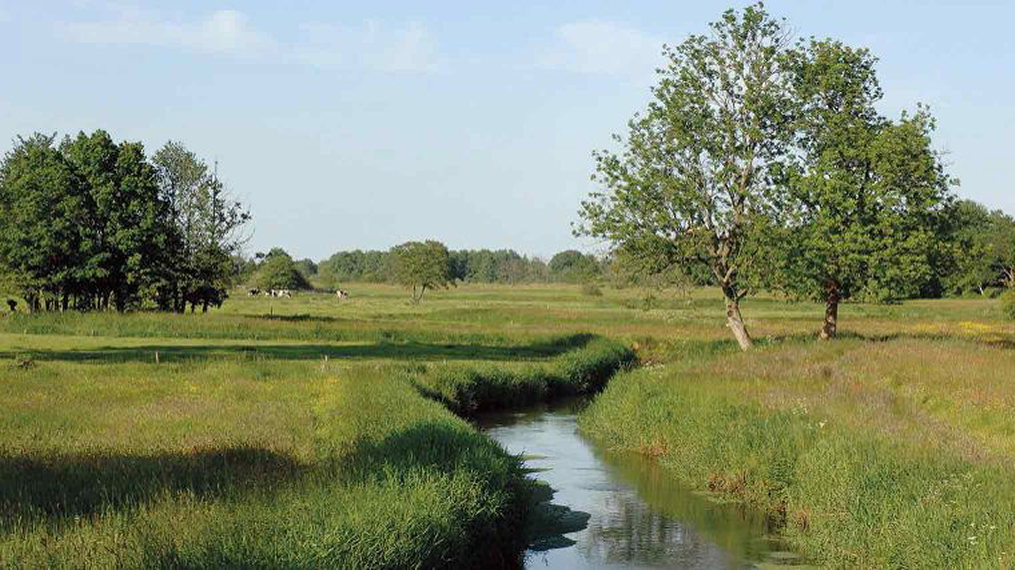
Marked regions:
[476,398,807,569]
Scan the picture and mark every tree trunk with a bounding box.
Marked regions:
[819,282,840,340]
[724,296,753,350]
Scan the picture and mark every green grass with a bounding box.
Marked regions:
[2,282,1015,568]
[580,338,1015,568]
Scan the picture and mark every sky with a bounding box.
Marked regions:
[2,1,1013,261]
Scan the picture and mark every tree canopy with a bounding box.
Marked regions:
[773,40,953,338]
[578,3,957,347]
[0,130,249,312]
[577,4,795,349]
[390,240,454,303]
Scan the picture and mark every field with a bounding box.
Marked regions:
[1,283,1014,568]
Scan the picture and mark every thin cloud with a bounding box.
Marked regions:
[56,7,442,73]
[539,21,662,76]
[295,20,441,73]
[56,9,274,56]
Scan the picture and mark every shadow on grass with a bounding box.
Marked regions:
[0,447,306,532]
[249,314,340,323]
[0,333,599,364]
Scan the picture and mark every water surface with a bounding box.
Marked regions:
[477,399,803,569]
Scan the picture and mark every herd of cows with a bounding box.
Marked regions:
[247,288,350,300]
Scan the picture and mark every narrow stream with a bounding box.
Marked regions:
[477,398,805,569]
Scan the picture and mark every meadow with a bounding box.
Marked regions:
[1,283,1014,568]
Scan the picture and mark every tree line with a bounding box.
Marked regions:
[312,247,603,287]
[0,131,249,312]
[577,4,1011,348]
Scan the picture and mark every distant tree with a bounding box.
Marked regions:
[577,4,794,350]
[390,240,453,303]
[548,250,600,283]
[318,249,393,285]
[256,248,310,292]
[774,39,953,339]
[294,258,318,279]
[942,201,1015,294]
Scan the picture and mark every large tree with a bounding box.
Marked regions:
[774,40,952,338]
[62,131,178,311]
[577,4,794,350]
[390,240,453,303]
[0,134,88,311]
[153,141,250,312]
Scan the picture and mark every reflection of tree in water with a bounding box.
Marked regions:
[581,446,774,567]
[583,490,739,568]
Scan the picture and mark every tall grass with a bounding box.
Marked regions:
[0,363,536,568]
[580,339,1015,568]
[403,337,635,415]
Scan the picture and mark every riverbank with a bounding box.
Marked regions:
[580,338,1015,568]
[0,325,632,568]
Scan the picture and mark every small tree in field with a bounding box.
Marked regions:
[577,4,794,350]
[391,240,453,303]
[256,248,310,292]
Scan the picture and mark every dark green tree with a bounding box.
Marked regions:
[941,200,1015,295]
[0,134,88,311]
[255,248,311,292]
[577,4,794,350]
[390,240,453,303]
[62,131,178,311]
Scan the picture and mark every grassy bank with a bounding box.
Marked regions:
[0,317,632,568]
[404,336,635,416]
[580,338,1015,568]
[0,358,536,568]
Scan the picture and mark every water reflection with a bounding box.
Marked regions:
[477,399,800,569]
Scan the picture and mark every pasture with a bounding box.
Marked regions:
[1,283,1013,568]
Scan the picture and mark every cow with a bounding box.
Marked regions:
[336,289,349,300]
[270,289,292,298]
[5,299,16,312]
[248,288,260,296]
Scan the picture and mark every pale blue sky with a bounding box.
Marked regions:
[2,1,1012,260]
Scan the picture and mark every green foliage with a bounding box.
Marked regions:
[548,250,600,283]
[771,39,953,339]
[318,248,552,286]
[318,249,394,285]
[152,141,250,312]
[254,248,311,291]
[941,200,1015,296]
[390,240,454,303]
[0,132,248,313]
[1001,290,1015,320]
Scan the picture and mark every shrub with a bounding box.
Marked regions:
[581,283,603,297]
[1001,289,1015,320]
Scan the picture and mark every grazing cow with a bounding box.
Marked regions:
[336,289,349,300]
[248,288,260,296]
[270,289,292,298]
[5,299,16,312]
